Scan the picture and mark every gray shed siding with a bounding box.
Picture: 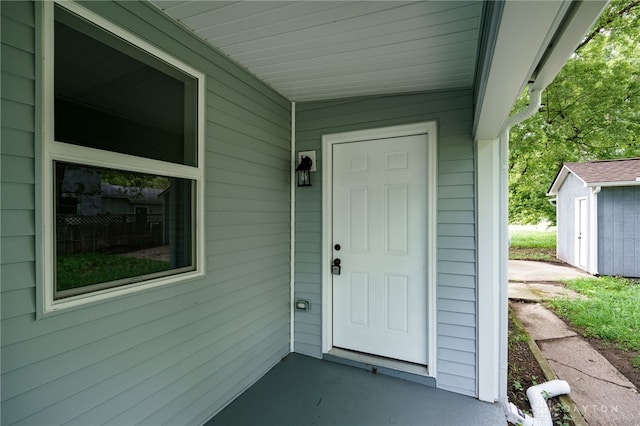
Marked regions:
[294,90,478,396]
[556,173,591,266]
[1,1,291,425]
[598,186,640,277]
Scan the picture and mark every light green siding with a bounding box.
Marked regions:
[294,90,478,396]
[1,1,291,424]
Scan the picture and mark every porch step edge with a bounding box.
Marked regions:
[323,350,436,387]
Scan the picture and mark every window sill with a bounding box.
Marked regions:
[40,268,205,317]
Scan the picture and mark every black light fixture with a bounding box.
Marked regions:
[296,155,313,187]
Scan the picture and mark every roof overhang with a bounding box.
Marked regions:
[152,1,486,102]
[151,1,607,139]
[473,0,607,141]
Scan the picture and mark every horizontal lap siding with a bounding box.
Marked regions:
[294,91,477,396]
[1,1,291,425]
[1,0,38,347]
[598,186,640,277]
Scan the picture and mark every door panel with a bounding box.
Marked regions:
[332,134,428,365]
[385,274,409,334]
[347,187,369,252]
[348,272,369,327]
[385,184,408,255]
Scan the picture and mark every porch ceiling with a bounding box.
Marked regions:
[150,1,484,102]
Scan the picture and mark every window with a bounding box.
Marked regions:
[42,2,205,312]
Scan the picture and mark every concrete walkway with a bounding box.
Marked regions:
[508,260,591,301]
[509,282,586,301]
[509,259,592,281]
[508,261,640,425]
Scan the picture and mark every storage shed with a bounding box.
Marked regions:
[548,158,640,277]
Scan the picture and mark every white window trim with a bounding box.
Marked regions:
[40,0,206,314]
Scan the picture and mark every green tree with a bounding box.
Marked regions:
[101,169,168,191]
[509,0,640,224]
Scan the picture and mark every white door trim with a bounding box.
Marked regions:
[588,187,601,275]
[575,197,588,269]
[321,122,437,375]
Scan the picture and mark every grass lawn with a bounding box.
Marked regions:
[57,252,170,291]
[547,276,640,368]
[509,230,558,262]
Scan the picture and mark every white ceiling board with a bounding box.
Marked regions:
[217,3,480,55]
[182,2,294,30]
[200,2,409,47]
[264,56,472,85]
[156,1,232,20]
[246,33,478,74]
[151,1,483,101]
[227,17,480,63]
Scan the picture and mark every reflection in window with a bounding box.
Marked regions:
[54,6,197,166]
[54,162,194,299]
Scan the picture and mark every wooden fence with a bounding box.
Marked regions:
[56,214,164,256]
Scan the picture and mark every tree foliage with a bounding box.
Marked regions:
[101,169,168,191]
[509,0,640,224]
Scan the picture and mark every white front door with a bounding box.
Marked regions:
[576,198,588,268]
[331,134,428,365]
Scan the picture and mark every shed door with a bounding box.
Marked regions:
[576,197,588,269]
[331,135,428,365]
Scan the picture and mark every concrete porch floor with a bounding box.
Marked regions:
[205,353,505,426]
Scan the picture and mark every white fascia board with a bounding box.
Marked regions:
[547,166,572,196]
[474,1,567,141]
[586,180,640,188]
[531,1,609,91]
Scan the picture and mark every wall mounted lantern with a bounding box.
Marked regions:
[296,156,313,187]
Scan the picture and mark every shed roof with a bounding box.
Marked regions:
[566,158,640,183]
[548,158,640,195]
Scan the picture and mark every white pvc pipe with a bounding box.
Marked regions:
[499,87,543,405]
[507,380,571,426]
[528,380,571,424]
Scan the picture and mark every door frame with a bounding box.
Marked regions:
[574,197,588,269]
[321,122,438,373]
